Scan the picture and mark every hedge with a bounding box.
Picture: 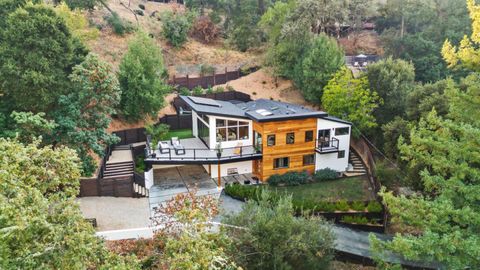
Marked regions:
[224,184,383,214]
[313,168,337,181]
[268,171,309,186]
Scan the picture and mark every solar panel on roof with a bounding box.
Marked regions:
[188,96,221,107]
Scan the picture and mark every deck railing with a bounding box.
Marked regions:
[145,145,262,161]
[316,138,340,153]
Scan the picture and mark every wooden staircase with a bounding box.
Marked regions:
[345,150,367,176]
[99,145,149,197]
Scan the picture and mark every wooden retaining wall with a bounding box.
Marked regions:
[80,176,135,197]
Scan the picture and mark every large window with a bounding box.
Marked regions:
[335,127,349,136]
[273,157,289,169]
[305,130,313,142]
[216,118,249,142]
[286,132,295,144]
[267,135,276,146]
[197,118,209,147]
[303,154,315,165]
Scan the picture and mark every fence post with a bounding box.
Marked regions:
[225,67,228,81]
[237,68,241,79]
[213,69,216,86]
[186,74,189,89]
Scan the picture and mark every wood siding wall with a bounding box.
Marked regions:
[253,118,317,181]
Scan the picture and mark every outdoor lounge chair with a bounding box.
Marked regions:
[158,141,170,154]
[170,137,186,155]
[233,142,243,155]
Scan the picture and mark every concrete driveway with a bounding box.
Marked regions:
[149,165,221,211]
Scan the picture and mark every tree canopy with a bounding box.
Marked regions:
[0,139,139,269]
[118,31,169,122]
[224,191,334,270]
[322,67,381,135]
[0,2,87,112]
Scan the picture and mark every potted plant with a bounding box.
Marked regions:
[150,142,157,158]
[254,144,262,154]
[215,142,222,158]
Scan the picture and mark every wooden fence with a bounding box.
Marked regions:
[80,176,135,197]
[158,114,193,130]
[113,128,147,146]
[169,67,260,89]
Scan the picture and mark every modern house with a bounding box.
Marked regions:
[143,96,351,188]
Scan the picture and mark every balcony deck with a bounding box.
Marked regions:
[315,138,340,154]
[145,137,262,165]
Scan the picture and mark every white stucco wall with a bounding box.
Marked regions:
[208,115,253,149]
[144,168,154,189]
[192,111,198,137]
[315,118,351,172]
[207,160,253,178]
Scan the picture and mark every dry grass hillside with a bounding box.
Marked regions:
[85,0,260,74]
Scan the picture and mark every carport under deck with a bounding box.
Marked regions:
[148,165,257,210]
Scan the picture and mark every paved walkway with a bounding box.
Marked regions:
[107,150,133,164]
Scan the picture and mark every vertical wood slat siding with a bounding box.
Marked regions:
[253,118,318,181]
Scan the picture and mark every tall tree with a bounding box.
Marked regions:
[10,111,57,144]
[377,0,470,82]
[373,108,480,268]
[55,53,121,176]
[442,0,480,72]
[118,31,169,121]
[0,2,87,112]
[322,67,381,136]
[366,57,415,126]
[0,139,139,269]
[293,34,344,103]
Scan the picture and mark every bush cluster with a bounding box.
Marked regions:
[268,171,309,186]
[105,12,135,36]
[224,184,384,214]
[313,168,338,181]
[161,11,194,47]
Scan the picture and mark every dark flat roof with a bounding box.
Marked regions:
[237,99,327,122]
[180,95,350,124]
[181,95,248,119]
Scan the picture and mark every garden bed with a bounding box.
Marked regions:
[224,183,384,231]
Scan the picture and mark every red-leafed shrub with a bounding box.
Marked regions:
[192,15,219,43]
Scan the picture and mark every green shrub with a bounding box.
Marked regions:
[225,184,262,201]
[192,86,203,96]
[316,201,336,212]
[214,86,225,93]
[335,200,350,211]
[268,171,309,186]
[161,11,193,47]
[179,87,191,96]
[135,155,145,173]
[313,168,337,182]
[350,201,366,211]
[366,201,383,213]
[341,216,369,225]
[138,4,145,10]
[200,64,216,76]
[226,85,235,91]
[105,12,135,36]
[206,87,214,94]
